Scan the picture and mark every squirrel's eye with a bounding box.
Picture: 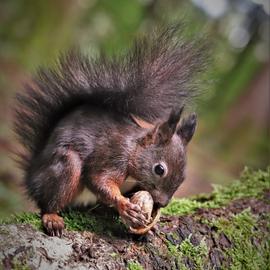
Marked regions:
[153,162,167,177]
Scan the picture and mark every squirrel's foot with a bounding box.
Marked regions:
[42,213,64,237]
[117,198,148,228]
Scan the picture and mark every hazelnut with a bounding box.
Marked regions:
[128,191,161,235]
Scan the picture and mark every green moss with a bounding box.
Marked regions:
[0,257,32,270]
[166,240,184,270]
[166,209,269,270]
[180,238,208,268]
[11,260,31,270]
[1,207,127,236]
[127,261,144,270]
[162,198,205,216]
[1,168,269,236]
[1,212,42,230]
[109,252,118,258]
[62,207,126,236]
[209,209,269,270]
[162,168,269,269]
[162,167,270,216]
[166,237,209,270]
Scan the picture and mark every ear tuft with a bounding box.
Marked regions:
[167,106,184,129]
[177,113,197,144]
[137,107,184,147]
[156,106,184,144]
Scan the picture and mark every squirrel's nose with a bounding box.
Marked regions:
[151,191,170,208]
[155,198,170,208]
[155,201,169,208]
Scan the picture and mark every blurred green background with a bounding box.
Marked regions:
[0,0,269,218]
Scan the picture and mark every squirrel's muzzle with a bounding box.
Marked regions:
[151,190,170,208]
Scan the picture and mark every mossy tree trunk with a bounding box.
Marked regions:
[0,168,269,270]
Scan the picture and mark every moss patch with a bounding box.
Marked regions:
[1,168,269,235]
[62,207,126,237]
[127,261,144,270]
[165,209,269,270]
[167,237,209,270]
[162,167,270,216]
[1,207,127,237]
[2,212,42,230]
[9,259,32,270]
[208,209,269,270]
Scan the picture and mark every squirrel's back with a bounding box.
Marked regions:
[14,25,207,171]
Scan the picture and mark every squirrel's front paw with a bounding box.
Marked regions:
[42,213,64,237]
[117,198,148,228]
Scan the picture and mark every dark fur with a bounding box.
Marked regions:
[14,25,206,169]
[14,25,206,235]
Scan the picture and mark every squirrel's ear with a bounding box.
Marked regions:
[177,113,197,145]
[137,107,184,147]
[131,114,155,129]
[155,107,184,145]
[137,125,159,147]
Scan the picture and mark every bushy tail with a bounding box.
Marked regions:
[14,24,208,170]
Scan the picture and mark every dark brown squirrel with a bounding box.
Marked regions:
[14,25,207,237]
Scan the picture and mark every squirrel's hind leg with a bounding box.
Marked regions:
[27,147,82,237]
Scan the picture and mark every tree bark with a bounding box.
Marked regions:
[0,170,269,270]
[0,194,269,270]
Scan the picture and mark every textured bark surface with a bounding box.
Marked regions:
[0,190,269,270]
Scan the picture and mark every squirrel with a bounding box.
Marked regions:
[14,25,206,237]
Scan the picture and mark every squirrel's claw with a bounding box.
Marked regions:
[122,210,147,227]
[118,199,148,228]
[42,213,64,237]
